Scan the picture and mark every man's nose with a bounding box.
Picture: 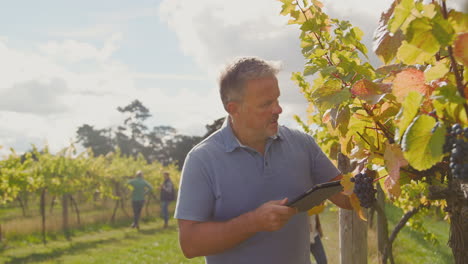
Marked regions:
[273,102,282,115]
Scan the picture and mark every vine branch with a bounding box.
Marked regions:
[383,203,429,264]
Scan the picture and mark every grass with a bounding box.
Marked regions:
[0,202,454,263]
[1,218,204,264]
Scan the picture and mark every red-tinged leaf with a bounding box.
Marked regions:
[384,176,401,199]
[392,68,433,103]
[340,173,354,195]
[350,193,367,221]
[351,79,386,104]
[384,142,408,186]
[453,33,468,67]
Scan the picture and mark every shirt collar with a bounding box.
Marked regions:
[220,116,283,153]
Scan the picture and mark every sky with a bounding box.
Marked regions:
[0,0,465,157]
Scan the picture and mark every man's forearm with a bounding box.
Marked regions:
[178,211,258,258]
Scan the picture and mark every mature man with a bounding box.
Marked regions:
[175,57,351,263]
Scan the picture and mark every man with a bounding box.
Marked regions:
[175,57,351,263]
[160,171,175,228]
[128,170,153,230]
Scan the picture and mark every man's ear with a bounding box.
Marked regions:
[226,101,239,116]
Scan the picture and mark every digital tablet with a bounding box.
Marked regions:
[287,180,343,212]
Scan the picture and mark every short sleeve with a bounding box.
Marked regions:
[174,152,216,222]
[305,134,341,184]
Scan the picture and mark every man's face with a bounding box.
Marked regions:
[234,76,282,140]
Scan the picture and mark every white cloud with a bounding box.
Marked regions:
[38,33,123,63]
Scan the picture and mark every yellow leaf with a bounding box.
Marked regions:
[340,173,354,195]
[308,203,326,215]
[350,193,367,221]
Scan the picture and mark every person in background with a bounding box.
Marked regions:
[128,170,153,230]
[308,204,327,264]
[160,171,175,228]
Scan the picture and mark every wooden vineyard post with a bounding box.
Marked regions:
[338,153,367,264]
[339,209,368,264]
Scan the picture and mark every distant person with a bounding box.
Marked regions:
[128,170,153,230]
[308,204,327,264]
[160,172,175,228]
[175,57,352,263]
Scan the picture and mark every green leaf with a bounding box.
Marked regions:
[388,0,416,33]
[336,106,350,136]
[424,61,449,82]
[431,15,454,47]
[396,91,423,142]
[448,10,468,34]
[311,79,350,111]
[402,115,445,171]
[405,17,440,56]
[279,0,296,16]
[397,42,433,65]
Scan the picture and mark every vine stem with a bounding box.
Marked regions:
[296,2,335,67]
[373,174,389,183]
[382,203,429,264]
[362,103,395,143]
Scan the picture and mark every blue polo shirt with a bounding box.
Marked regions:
[175,118,340,264]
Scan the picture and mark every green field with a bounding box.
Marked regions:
[0,202,453,264]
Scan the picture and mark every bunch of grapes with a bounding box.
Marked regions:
[444,123,468,181]
[351,172,377,208]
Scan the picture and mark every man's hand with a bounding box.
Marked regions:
[251,198,298,232]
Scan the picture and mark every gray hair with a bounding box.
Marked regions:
[219,57,280,110]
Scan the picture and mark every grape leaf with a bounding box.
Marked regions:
[395,91,423,142]
[453,32,468,67]
[402,115,445,171]
[424,61,449,82]
[351,79,387,105]
[384,142,408,196]
[384,176,402,198]
[311,79,351,111]
[340,173,354,195]
[396,41,434,65]
[448,10,468,34]
[373,1,404,65]
[392,68,432,103]
[388,0,416,33]
[350,193,367,221]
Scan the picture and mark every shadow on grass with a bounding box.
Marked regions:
[4,223,177,264]
[5,237,121,264]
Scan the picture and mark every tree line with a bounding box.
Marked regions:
[76,99,225,169]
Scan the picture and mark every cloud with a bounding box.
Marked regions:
[38,33,123,63]
[0,78,68,114]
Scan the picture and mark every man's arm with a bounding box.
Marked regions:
[178,198,297,258]
[328,174,353,210]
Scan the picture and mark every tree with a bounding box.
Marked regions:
[76,124,113,156]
